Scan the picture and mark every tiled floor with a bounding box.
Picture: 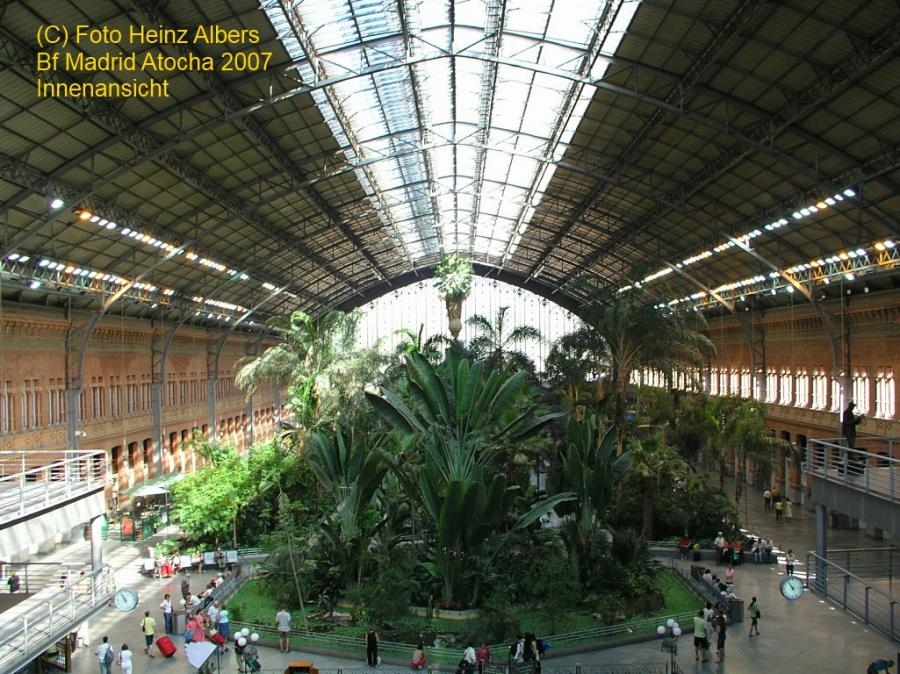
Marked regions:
[27,481,900,674]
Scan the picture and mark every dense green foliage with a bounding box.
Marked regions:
[170,290,767,631]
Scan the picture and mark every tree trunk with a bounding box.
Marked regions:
[641,475,653,538]
[286,534,309,629]
[446,298,463,340]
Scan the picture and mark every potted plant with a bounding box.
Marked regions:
[434,254,473,340]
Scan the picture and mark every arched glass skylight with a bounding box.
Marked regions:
[262,0,641,266]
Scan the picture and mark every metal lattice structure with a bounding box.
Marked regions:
[1,0,899,330]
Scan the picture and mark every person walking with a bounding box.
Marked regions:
[763,488,772,511]
[181,572,191,600]
[275,606,292,653]
[411,643,427,670]
[748,597,761,637]
[693,609,709,662]
[366,626,379,667]
[785,549,796,576]
[160,593,173,634]
[867,659,894,673]
[475,642,491,674]
[140,610,156,657]
[775,498,784,522]
[117,644,134,674]
[785,497,793,520]
[95,636,114,674]
[218,604,231,640]
[714,607,727,662]
[462,642,477,673]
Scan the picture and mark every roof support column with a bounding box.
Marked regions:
[207,332,229,443]
[151,322,179,477]
[65,311,102,452]
[737,311,766,402]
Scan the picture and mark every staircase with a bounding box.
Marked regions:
[0,566,116,674]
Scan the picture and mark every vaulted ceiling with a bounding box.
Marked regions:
[1,0,898,332]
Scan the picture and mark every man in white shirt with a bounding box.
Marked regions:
[275,607,292,653]
[463,643,477,671]
[95,635,113,674]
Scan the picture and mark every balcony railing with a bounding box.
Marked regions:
[0,566,116,673]
[804,439,899,504]
[0,449,106,521]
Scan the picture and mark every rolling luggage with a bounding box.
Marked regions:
[157,635,177,658]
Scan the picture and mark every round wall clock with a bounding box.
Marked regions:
[113,587,139,612]
[780,576,805,600]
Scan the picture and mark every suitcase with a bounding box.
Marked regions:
[210,631,226,647]
[157,635,177,658]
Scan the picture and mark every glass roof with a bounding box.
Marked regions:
[262,0,641,265]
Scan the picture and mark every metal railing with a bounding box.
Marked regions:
[805,551,900,644]
[229,610,696,668]
[0,449,107,520]
[246,655,683,674]
[804,440,899,504]
[0,565,117,673]
[826,548,900,581]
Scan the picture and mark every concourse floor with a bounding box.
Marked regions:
[33,482,900,674]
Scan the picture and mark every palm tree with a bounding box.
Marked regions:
[466,306,542,374]
[626,433,687,538]
[234,309,385,434]
[571,284,715,451]
[366,350,570,605]
[435,254,473,340]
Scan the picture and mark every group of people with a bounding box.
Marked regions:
[712,531,745,565]
[692,598,755,664]
[762,487,793,522]
[146,546,232,578]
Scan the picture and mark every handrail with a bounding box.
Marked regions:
[229,609,696,666]
[0,449,107,520]
[0,565,117,673]
[804,440,899,504]
[805,551,900,644]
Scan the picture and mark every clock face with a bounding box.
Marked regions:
[780,576,804,600]
[114,588,139,612]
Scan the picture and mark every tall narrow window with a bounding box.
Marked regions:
[795,369,809,408]
[831,378,843,413]
[740,369,751,398]
[765,369,778,403]
[0,381,12,433]
[852,370,870,414]
[875,368,895,419]
[811,370,827,410]
[779,369,793,405]
[710,368,720,395]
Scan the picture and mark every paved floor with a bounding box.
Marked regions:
[21,480,900,674]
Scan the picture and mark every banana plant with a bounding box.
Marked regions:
[307,425,391,587]
[546,413,630,584]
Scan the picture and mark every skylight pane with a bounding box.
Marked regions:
[263,0,642,264]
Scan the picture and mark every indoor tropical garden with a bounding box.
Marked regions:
[167,264,780,664]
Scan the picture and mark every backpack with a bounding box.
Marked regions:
[103,646,114,668]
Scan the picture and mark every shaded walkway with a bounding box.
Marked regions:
[14,476,898,674]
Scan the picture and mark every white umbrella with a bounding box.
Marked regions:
[185,641,218,669]
[132,484,170,497]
